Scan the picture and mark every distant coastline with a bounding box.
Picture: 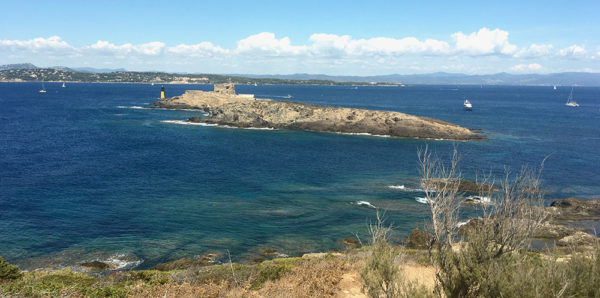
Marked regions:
[2,63,600,86]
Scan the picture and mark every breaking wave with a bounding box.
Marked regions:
[353,200,377,209]
[335,132,391,138]
[415,197,430,204]
[161,120,275,130]
[116,105,145,109]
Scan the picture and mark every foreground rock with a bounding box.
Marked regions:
[78,261,116,272]
[152,252,221,271]
[547,197,600,221]
[154,84,484,140]
[423,178,497,194]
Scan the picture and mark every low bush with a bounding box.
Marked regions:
[0,257,22,280]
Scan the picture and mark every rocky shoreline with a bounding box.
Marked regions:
[153,85,484,140]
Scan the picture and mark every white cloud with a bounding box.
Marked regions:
[510,63,543,72]
[84,40,165,56]
[235,32,306,57]
[135,42,165,56]
[0,36,75,56]
[167,42,228,57]
[558,45,586,58]
[515,44,554,58]
[1,29,597,75]
[452,28,517,56]
[308,34,451,57]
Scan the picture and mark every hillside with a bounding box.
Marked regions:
[0,64,365,85]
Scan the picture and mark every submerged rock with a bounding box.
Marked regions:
[258,249,280,258]
[152,252,221,271]
[341,238,361,250]
[78,261,114,271]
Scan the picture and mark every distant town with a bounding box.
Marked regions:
[0,63,370,86]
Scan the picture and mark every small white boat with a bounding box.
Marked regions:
[283,94,293,99]
[565,87,579,107]
[254,83,258,86]
[39,82,47,93]
[553,85,557,90]
[463,99,472,110]
[61,82,66,88]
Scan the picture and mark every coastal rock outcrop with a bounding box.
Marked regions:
[154,86,484,140]
[152,252,221,271]
[547,197,600,221]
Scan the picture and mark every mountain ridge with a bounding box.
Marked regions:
[1,63,599,86]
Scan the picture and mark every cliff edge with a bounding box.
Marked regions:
[153,86,484,140]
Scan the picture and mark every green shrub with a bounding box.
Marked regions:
[0,257,22,280]
[250,262,291,289]
[361,241,401,298]
[407,227,432,249]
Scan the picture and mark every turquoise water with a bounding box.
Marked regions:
[1,82,599,269]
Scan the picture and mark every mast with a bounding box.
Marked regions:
[567,87,573,104]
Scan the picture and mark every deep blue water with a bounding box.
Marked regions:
[1,82,599,269]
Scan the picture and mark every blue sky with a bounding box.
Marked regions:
[1,0,599,75]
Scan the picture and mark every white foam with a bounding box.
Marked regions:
[161,120,275,130]
[388,185,425,192]
[154,107,209,113]
[336,132,391,138]
[456,221,469,228]
[243,127,276,130]
[355,200,377,209]
[465,196,492,205]
[106,253,143,270]
[161,120,219,126]
[388,185,406,190]
[116,105,145,109]
[415,197,430,204]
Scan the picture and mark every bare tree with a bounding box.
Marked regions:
[418,145,462,296]
[418,145,549,297]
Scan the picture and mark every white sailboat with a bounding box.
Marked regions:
[463,99,472,110]
[553,85,557,90]
[565,87,579,107]
[62,82,66,88]
[39,82,47,93]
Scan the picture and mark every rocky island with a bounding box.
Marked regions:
[153,84,484,140]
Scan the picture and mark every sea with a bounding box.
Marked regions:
[1,82,599,270]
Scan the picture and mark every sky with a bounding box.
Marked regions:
[1,0,599,76]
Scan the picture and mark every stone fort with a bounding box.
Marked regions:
[213,83,236,95]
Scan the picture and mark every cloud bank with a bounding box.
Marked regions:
[0,28,597,74]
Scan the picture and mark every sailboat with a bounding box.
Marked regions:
[463,99,472,110]
[39,82,47,93]
[565,87,579,107]
[553,85,557,90]
[61,82,66,88]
